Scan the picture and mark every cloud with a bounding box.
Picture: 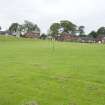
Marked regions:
[0,0,105,33]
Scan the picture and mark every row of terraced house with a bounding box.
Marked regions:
[0,30,105,43]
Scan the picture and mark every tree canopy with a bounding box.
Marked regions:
[9,23,20,33]
[88,27,105,38]
[78,26,85,36]
[97,27,105,35]
[23,20,40,33]
[89,31,97,38]
[60,20,76,34]
[50,23,61,37]
[8,21,40,37]
[49,20,77,36]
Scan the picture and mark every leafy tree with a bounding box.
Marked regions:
[49,20,77,37]
[23,20,40,33]
[78,26,85,36]
[49,23,60,37]
[60,20,76,34]
[97,27,105,35]
[8,21,40,38]
[0,26,1,31]
[9,23,20,33]
[40,33,47,40]
[88,31,97,38]
[8,23,21,37]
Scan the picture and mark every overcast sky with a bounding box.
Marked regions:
[0,0,105,33]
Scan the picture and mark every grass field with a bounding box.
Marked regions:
[0,36,105,105]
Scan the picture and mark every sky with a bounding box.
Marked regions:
[0,0,105,34]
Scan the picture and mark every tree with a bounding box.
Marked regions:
[8,23,21,37]
[97,27,105,35]
[8,21,41,38]
[60,20,76,34]
[40,33,47,40]
[9,23,19,33]
[49,23,60,37]
[49,20,77,37]
[78,26,85,36]
[89,31,97,38]
[0,26,1,31]
[23,20,40,33]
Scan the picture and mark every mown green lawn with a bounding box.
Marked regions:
[0,36,105,105]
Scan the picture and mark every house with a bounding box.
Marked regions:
[55,33,79,41]
[96,35,105,43]
[0,31,6,35]
[78,36,95,43]
[24,32,40,38]
[0,31,13,36]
